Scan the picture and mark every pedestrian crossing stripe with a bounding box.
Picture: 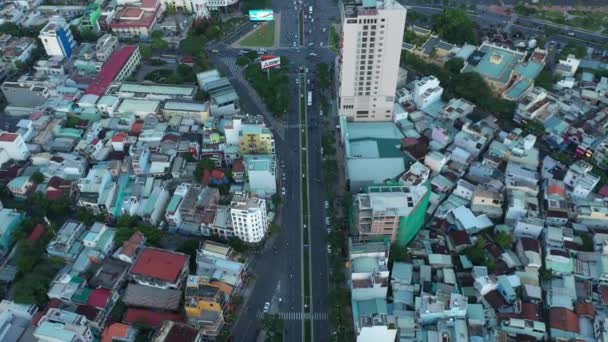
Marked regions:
[256,312,328,320]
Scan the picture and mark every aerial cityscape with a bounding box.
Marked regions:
[0,0,606,341]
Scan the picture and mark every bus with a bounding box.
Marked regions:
[307,91,312,106]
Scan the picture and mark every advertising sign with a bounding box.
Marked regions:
[249,10,274,21]
[260,56,281,70]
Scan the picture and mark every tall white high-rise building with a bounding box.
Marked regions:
[38,16,77,59]
[337,0,406,121]
[230,193,268,243]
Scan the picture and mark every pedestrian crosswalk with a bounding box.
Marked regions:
[222,57,241,76]
[256,312,328,320]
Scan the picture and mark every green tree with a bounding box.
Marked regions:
[139,44,153,60]
[432,9,477,45]
[316,62,331,90]
[560,43,586,59]
[494,232,513,249]
[177,240,200,273]
[522,120,545,136]
[445,57,464,75]
[176,64,196,83]
[114,225,163,247]
[535,69,557,91]
[270,223,281,235]
[236,56,251,66]
[271,193,281,208]
[194,158,216,180]
[117,214,139,228]
[262,314,284,336]
[16,241,42,274]
[30,171,44,185]
[579,234,593,252]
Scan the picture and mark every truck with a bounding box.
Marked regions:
[307,91,312,106]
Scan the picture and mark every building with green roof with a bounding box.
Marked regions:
[0,209,23,257]
[462,42,546,99]
[340,117,415,191]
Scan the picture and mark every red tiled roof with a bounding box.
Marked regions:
[0,133,18,142]
[75,305,101,321]
[87,288,111,309]
[202,169,210,185]
[130,247,187,282]
[110,7,157,29]
[131,122,143,134]
[111,132,128,142]
[121,231,145,258]
[547,184,565,197]
[164,322,200,342]
[574,302,595,318]
[85,46,137,96]
[102,323,130,342]
[549,308,579,333]
[448,230,471,247]
[520,237,540,252]
[211,169,225,179]
[232,160,244,173]
[27,224,45,242]
[484,289,507,310]
[141,0,158,10]
[46,189,64,200]
[600,285,608,305]
[520,302,540,321]
[32,298,62,325]
[124,308,184,327]
[599,185,608,197]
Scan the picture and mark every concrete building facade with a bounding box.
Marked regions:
[338,0,406,121]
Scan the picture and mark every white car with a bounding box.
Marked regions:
[325,217,330,226]
[324,201,329,209]
[263,302,271,313]
[281,187,286,195]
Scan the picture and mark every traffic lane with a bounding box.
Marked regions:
[307,122,331,339]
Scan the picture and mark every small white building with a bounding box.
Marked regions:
[555,54,580,77]
[230,193,268,243]
[0,132,30,161]
[564,160,599,199]
[413,76,443,110]
[38,16,76,59]
[243,154,276,198]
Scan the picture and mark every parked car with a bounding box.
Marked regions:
[324,201,329,209]
[263,302,271,313]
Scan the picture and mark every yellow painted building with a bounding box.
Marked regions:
[185,276,232,318]
[239,124,275,155]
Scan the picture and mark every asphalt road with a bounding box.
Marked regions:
[207,0,339,340]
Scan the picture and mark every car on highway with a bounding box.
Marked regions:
[324,201,329,209]
[263,302,271,313]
